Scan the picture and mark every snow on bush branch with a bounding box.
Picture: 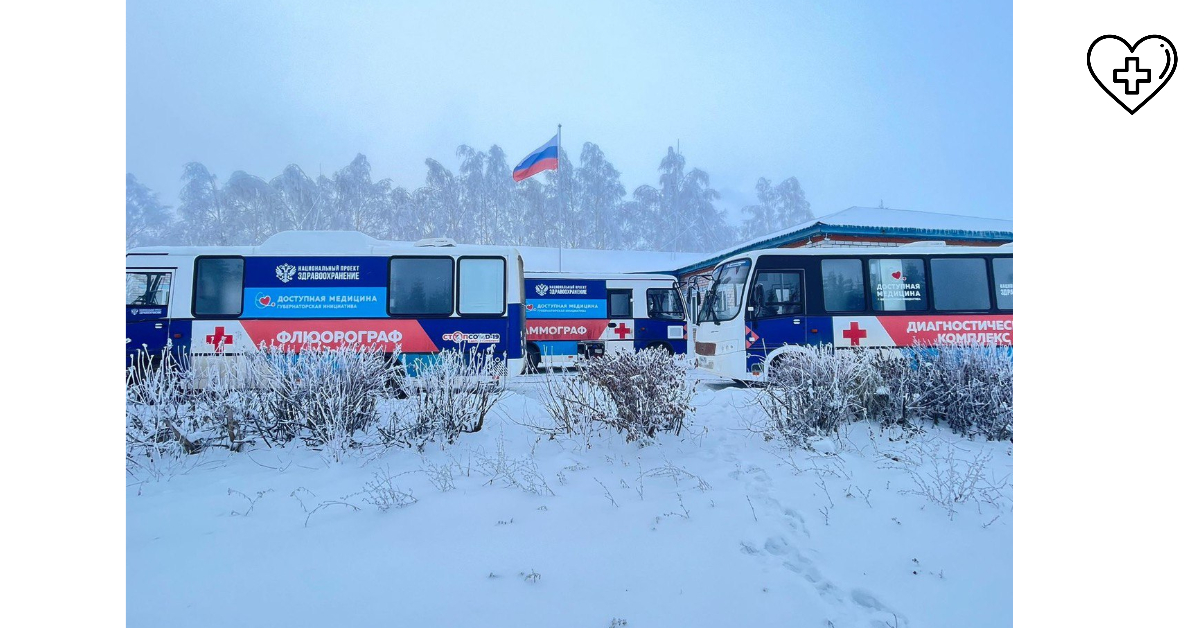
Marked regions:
[126,344,509,474]
[756,342,1013,448]
[534,348,698,443]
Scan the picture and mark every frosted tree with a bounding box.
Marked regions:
[647,147,729,252]
[270,164,325,231]
[740,176,813,240]
[514,179,549,246]
[545,151,582,247]
[142,140,802,253]
[331,154,391,237]
[385,186,418,240]
[126,173,173,247]
[628,184,662,250]
[484,145,515,244]
[456,145,486,243]
[178,162,241,245]
[416,158,463,240]
[225,171,280,244]
[576,142,626,250]
[775,177,813,226]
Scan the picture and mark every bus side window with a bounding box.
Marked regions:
[647,288,685,320]
[389,257,454,316]
[820,259,865,312]
[930,258,991,311]
[750,271,804,317]
[193,257,244,317]
[458,257,506,315]
[608,289,633,318]
[992,258,1013,310]
[868,258,927,312]
[127,272,171,307]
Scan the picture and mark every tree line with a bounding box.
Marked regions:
[126,143,815,253]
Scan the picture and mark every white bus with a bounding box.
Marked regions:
[691,244,1013,381]
[126,231,527,376]
[523,272,687,370]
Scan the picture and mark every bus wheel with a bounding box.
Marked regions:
[523,343,541,374]
[647,341,673,355]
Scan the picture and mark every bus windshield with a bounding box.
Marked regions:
[699,259,751,322]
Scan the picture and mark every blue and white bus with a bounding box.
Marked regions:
[691,244,1013,381]
[523,272,687,370]
[126,231,527,376]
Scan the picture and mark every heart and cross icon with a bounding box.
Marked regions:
[1088,35,1177,114]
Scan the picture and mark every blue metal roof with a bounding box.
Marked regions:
[664,207,1013,276]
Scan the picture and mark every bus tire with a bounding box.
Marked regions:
[523,343,541,374]
[646,341,673,355]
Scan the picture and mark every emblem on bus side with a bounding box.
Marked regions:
[535,283,550,297]
[275,263,297,283]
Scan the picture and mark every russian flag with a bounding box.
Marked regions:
[512,134,559,182]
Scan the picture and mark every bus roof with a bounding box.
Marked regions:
[127,230,522,259]
[525,271,677,281]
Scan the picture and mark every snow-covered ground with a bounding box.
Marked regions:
[127,374,1012,628]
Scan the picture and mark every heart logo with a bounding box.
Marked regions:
[891,271,903,280]
[1088,35,1177,114]
[257,294,272,307]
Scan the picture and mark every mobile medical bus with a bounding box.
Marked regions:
[126,231,526,376]
[523,272,687,370]
[691,243,1013,381]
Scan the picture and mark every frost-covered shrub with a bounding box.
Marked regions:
[890,434,1012,519]
[241,345,397,458]
[573,348,697,442]
[759,345,862,446]
[758,343,1013,445]
[534,365,616,441]
[379,346,508,450]
[126,349,202,476]
[847,348,921,427]
[914,345,1013,441]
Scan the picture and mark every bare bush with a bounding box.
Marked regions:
[360,467,419,511]
[847,349,921,427]
[913,345,1013,440]
[531,365,615,441]
[244,345,396,460]
[126,349,209,478]
[379,346,508,451]
[477,434,554,496]
[890,435,1011,519]
[757,343,1013,447]
[570,348,697,442]
[758,345,862,446]
[127,345,408,467]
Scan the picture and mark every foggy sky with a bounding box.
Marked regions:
[127,0,1013,223]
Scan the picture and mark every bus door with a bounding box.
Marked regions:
[746,265,807,367]
[126,269,175,367]
[604,288,635,354]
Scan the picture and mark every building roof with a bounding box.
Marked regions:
[669,206,1013,276]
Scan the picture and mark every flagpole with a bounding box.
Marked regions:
[557,123,563,272]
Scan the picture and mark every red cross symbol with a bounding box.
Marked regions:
[613,322,632,339]
[842,321,867,346]
[206,326,233,353]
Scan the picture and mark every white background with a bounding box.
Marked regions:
[1017,2,1196,625]
[2,1,1197,624]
